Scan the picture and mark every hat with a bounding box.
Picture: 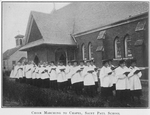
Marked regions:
[79,60,84,63]
[71,60,78,63]
[130,59,137,63]
[102,59,109,65]
[119,60,126,65]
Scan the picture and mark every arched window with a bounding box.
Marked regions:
[114,37,121,58]
[124,35,132,57]
[88,42,93,60]
[81,44,85,60]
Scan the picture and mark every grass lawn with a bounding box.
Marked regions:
[2,75,149,108]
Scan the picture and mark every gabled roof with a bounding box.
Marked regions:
[3,46,22,60]
[15,34,24,39]
[23,1,148,50]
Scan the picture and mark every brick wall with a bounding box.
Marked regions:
[75,18,148,79]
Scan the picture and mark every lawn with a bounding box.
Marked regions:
[2,74,149,108]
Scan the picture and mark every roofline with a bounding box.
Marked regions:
[74,11,148,37]
[20,43,77,51]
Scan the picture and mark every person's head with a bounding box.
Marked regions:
[119,60,126,68]
[90,58,94,65]
[80,60,84,66]
[108,59,113,66]
[130,59,137,67]
[103,60,109,67]
[68,61,71,66]
[72,60,78,66]
[59,61,64,66]
[51,61,55,66]
[86,60,91,66]
[17,61,21,66]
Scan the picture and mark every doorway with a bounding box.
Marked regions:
[55,48,66,65]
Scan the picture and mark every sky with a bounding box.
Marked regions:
[2,2,70,52]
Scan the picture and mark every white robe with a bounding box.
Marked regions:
[41,66,49,80]
[128,66,142,90]
[71,66,83,84]
[35,66,41,79]
[83,66,95,86]
[25,64,33,79]
[49,66,57,81]
[31,66,37,79]
[10,66,15,78]
[57,66,67,82]
[99,66,113,87]
[65,65,73,80]
[18,65,24,78]
[90,65,98,82]
[114,66,131,90]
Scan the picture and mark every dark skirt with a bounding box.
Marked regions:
[50,80,58,90]
[42,78,50,88]
[22,77,26,83]
[131,90,142,97]
[101,87,113,97]
[116,89,131,103]
[111,84,116,91]
[26,78,32,85]
[84,85,95,97]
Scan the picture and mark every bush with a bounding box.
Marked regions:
[3,77,104,107]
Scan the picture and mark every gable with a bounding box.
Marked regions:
[28,19,43,43]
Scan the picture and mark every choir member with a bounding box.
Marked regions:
[99,59,113,101]
[128,59,142,104]
[25,61,33,85]
[57,61,67,91]
[114,60,131,106]
[13,62,22,82]
[90,59,99,95]
[9,64,16,79]
[65,61,73,90]
[31,62,37,86]
[83,60,95,97]
[41,62,50,88]
[49,61,58,90]
[71,60,82,94]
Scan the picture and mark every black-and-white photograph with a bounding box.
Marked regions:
[2,1,149,109]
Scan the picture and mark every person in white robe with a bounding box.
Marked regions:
[128,59,142,104]
[65,61,73,90]
[56,61,67,91]
[13,62,23,83]
[9,64,16,79]
[83,60,95,97]
[114,60,131,106]
[25,61,34,85]
[49,61,58,89]
[41,62,50,88]
[108,59,117,96]
[71,60,83,94]
[99,59,113,101]
[31,62,37,86]
[90,59,99,95]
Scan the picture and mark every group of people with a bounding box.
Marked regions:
[9,58,143,106]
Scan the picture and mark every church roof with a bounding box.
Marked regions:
[3,46,22,60]
[21,2,148,50]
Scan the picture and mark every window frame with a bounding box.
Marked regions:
[88,42,93,60]
[81,44,85,60]
[124,35,132,58]
[114,37,121,59]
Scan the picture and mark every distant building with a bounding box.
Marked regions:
[3,35,27,71]
[20,2,148,79]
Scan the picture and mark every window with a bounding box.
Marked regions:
[134,39,144,46]
[96,46,104,52]
[124,35,132,57]
[20,39,22,45]
[81,44,86,60]
[114,37,121,58]
[88,42,93,60]
[12,61,16,65]
[135,20,146,31]
[97,30,106,39]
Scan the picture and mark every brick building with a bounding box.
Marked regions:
[20,2,149,79]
